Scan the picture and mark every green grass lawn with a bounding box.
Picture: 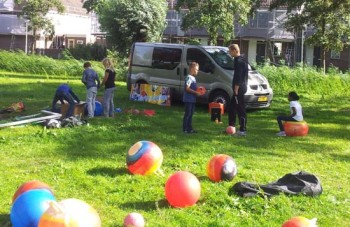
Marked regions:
[0,73,349,226]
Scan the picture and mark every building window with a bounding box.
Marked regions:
[330,50,340,59]
[77,40,84,45]
[249,11,269,29]
[68,39,74,49]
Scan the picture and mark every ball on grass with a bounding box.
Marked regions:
[126,141,163,175]
[207,154,237,182]
[282,216,317,227]
[11,189,56,227]
[12,180,53,203]
[38,198,101,227]
[94,101,103,116]
[124,212,145,227]
[225,126,236,135]
[165,171,201,208]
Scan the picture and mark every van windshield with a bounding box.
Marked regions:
[203,46,234,70]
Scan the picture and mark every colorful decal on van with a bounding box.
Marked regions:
[130,84,171,106]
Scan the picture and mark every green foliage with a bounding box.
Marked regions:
[0,73,349,226]
[68,43,107,61]
[269,0,350,73]
[257,65,350,97]
[14,0,65,52]
[0,50,100,78]
[0,50,127,82]
[185,38,201,45]
[176,0,252,45]
[87,0,167,57]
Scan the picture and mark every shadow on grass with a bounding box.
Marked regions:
[0,214,11,227]
[86,167,128,178]
[120,199,169,211]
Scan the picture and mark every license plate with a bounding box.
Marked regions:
[258,96,268,102]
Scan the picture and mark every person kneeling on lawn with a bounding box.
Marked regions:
[51,83,80,118]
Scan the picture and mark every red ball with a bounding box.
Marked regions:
[124,212,145,227]
[196,86,206,95]
[12,180,53,203]
[165,171,201,208]
[207,154,237,182]
[225,126,236,135]
[284,121,309,136]
[282,216,317,227]
[126,141,163,175]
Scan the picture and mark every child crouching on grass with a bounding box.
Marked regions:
[276,91,303,136]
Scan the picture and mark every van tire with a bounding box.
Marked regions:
[210,91,230,109]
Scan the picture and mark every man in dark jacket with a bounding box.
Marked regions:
[228,44,248,136]
[51,83,80,117]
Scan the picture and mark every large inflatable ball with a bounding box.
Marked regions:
[38,198,101,227]
[207,154,237,182]
[94,101,103,116]
[165,171,201,208]
[126,141,163,175]
[12,180,53,203]
[123,212,145,227]
[11,189,56,227]
[284,121,309,137]
[282,216,317,227]
[84,101,103,116]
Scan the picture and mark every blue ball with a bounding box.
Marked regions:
[11,189,56,227]
[94,101,103,116]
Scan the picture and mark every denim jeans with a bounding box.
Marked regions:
[86,87,97,117]
[51,91,75,117]
[277,115,297,131]
[103,87,116,117]
[183,102,195,132]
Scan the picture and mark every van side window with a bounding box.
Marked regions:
[186,48,213,73]
[152,47,182,70]
[132,45,153,66]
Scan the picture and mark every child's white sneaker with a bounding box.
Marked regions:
[276,131,286,136]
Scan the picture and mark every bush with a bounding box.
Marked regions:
[257,65,350,97]
[0,50,128,81]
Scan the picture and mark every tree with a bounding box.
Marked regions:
[83,0,167,57]
[175,0,254,45]
[269,0,350,73]
[15,0,65,53]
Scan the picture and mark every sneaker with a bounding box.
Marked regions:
[234,131,246,136]
[189,129,197,133]
[276,131,286,136]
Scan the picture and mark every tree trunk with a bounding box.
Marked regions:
[31,28,37,54]
[322,47,326,74]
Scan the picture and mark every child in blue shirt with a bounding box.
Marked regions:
[182,62,201,133]
[82,61,100,118]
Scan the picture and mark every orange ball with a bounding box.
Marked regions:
[165,171,201,208]
[207,154,237,182]
[284,121,309,136]
[12,180,53,203]
[282,216,317,227]
[196,86,206,95]
[38,199,101,227]
[126,141,163,175]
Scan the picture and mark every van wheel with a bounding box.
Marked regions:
[210,91,229,108]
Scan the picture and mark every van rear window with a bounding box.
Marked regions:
[152,47,182,70]
[133,45,153,66]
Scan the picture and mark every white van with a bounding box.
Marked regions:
[127,42,273,108]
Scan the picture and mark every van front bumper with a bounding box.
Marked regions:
[245,93,273,109]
